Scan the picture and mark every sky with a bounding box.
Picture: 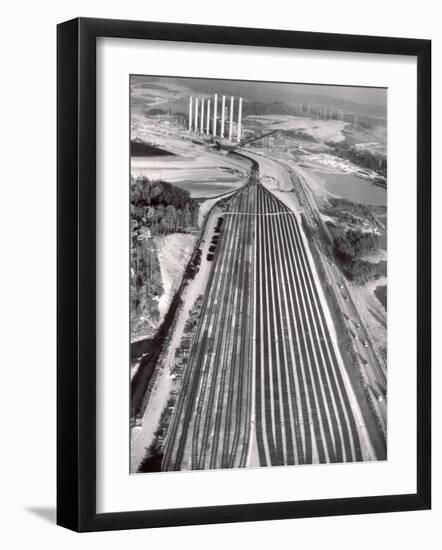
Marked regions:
[282,83,386,107]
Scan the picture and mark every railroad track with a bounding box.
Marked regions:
[255,184,367,465]
[163,181,255,471]
[163,154,375,471]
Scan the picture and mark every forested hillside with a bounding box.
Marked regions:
[130,177,199,342]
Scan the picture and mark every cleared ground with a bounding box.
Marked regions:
[156,234,196,323]
[131,155,247,198]
[246,115,349,143]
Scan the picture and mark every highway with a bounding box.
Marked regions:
[163,158,375,470]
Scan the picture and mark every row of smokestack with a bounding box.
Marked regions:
[293,102,347,121]
[188,94,243,142]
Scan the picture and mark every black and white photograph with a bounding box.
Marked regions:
[1,1,434,542]
[130,76,388,473]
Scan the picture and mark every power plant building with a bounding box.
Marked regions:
[188,93,243,142]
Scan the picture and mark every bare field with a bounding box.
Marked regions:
[155,233,196,322]
[131,116,251,198]
[246,114,349,143]
[131,156,245,198]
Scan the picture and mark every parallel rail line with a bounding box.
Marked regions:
[162,156,375,471]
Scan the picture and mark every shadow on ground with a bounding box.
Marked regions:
[26,507,56,524]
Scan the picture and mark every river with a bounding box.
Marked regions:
[318,172,387,207]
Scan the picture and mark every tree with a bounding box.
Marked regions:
[334,236,355,261]
[164,204,177,232]
[183,205,192,231]
[130,176,199,236]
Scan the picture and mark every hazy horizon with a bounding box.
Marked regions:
[133,75,387,117]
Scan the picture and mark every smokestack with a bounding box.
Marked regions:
[194,97,199,132]
[188,97,193,131]
[220,95,226,137]
[200,98,205,134]
[213,93,218,136]
[237,97,243,143]
[206,99,211,134]
[229,96,234,141]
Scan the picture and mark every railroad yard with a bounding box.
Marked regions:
[162,167,375,470]
[130,77,387,473]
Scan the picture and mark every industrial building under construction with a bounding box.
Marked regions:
[188,94,243,142]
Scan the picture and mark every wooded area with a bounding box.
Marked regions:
[334,229,380,284]
[131,176,200,236]
[130,177,200,340]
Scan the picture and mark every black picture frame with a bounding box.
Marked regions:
[57,17,431,532]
